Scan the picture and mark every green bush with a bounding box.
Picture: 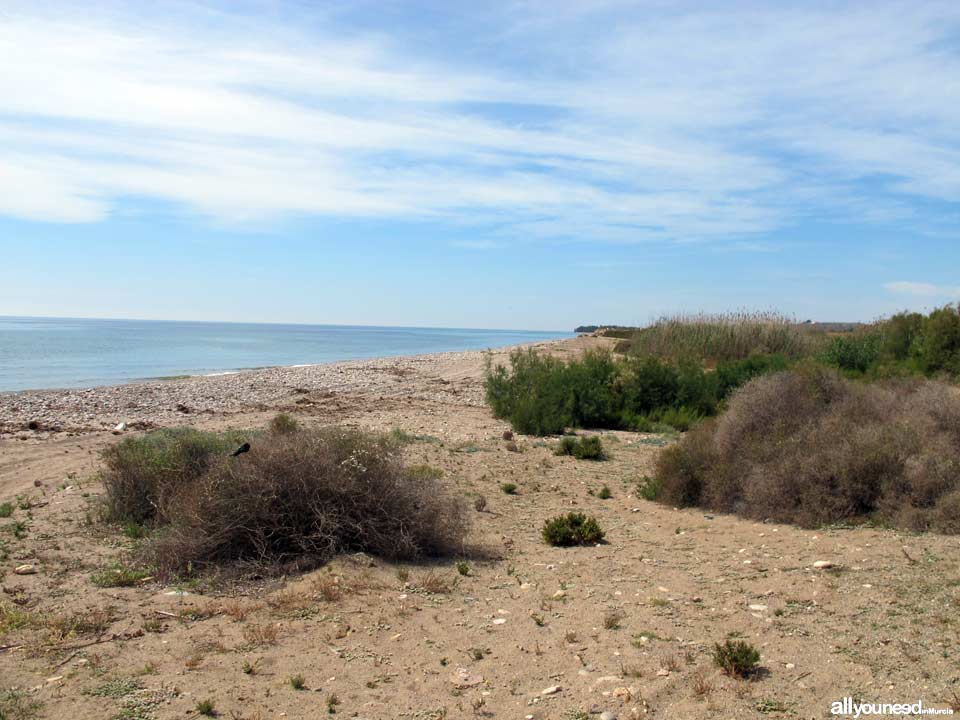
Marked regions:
[914,306,960,375]
[636,476,663,501]
[554,435,605,460]
[542,513,605,546]
[100,427,249,525]
[819,333,881,374]
[713,639,761,677]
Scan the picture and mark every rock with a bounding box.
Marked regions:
[813,560,834,569]
[450,667,483,689]
[612,687,633,701]
[14,564,36,575]
[600,712,618,720]
[553,590,566,599]
[785,662,796,669]
[492,618,507,625]
[748,604,768,611]
[113,422,126,433]
[656,668,670,676]
[541,685,561,695]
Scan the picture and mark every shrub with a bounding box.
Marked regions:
[0,503,12,519]
[597,485,612,499]
[542,513,605,546]
[819,333,881,374]
[554,435,605,460]
[636,476,663,501]
[269,412,299,434]
[914,305,960,375]
[102,426,467,574]
[655,367,960,533]
[100,427,249,525]
[500,483,518,495]
[713,639,761,677]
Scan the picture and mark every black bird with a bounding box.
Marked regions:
[230,442,251,457]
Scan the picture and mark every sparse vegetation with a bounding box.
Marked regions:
[542,512,605,546]
[500,482,517,495]
[195,698,217,716]
[0,503,13,519]
[713,639,761,678]
[289,673,306,690]
[100,425,467,574]
[91,564,151,588]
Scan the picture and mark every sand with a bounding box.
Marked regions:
[1,335,958,719]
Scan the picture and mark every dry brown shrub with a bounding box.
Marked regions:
[656,365,960,533]
[415,570,452,594]
[121,427,467,574]
[242,623,280,646]
[219,599,258,622]
[312,574,343,602]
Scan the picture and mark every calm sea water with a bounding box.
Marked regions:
[0,317,572,392]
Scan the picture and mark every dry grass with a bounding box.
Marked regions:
[414,570,452,594]
[656,365,960,532]
[312,574,343,602]
[242,623,280,647]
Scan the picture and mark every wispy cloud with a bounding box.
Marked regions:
[884,281,960,298]
[0,1,958,242]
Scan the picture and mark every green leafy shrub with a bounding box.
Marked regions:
[597,485,612,499]
[713,639,761,677]
[100,427,249,525]
[819,333,882,373]
[554,435,605,460]
[542,513,605,546]
[0,503,12,519]
[636,476,663,501]
[500,482,518,495]
[101,426,468,574]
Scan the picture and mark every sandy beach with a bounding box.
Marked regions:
[1,334,957,719]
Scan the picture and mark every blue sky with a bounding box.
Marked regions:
[1,0,958,330]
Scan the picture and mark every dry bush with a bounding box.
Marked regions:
[104,426,467,574]
[415,570,452,594]
[242,623,280,646]
[312,574,343,602]
[218,599,257,622]
[656,365,960,532]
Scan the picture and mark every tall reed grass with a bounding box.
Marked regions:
[625,311,819,363]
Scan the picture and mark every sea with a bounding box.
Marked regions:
[0,316,573,392]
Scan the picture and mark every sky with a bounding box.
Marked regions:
[0,0,958,331]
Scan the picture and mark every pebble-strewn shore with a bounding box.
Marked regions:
[0,349,494,436]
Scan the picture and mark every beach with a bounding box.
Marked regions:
[1,333,957,719]
[0,335,606,437]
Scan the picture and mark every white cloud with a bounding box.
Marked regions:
[0,1,957,240]
[884,281,960,297]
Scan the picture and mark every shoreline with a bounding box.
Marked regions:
[0,335,609,437]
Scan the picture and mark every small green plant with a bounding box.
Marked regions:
[196,698,217,716]
[542,513,605,547]
[456,561,470,576]
[500,483,518,495]
[289,673,306,690]
[0,688,43,720]
[121,522,148,540]
[0,503,13,519]
[241,659,258,675]
[713,639,761,678]
[90,564,151,588]
[636,476,663,501]
[603,610,624,629]
[597,485,612,500]
[269,412,299,434]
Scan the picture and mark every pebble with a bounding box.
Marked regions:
[813,560,834,569]
[450,667,483,688]
[748,604,768,611]
[541,685,561,695]
[13,564,36,575]
[492,618,507,625]
[552,590,566,599]
[600,712,618,720]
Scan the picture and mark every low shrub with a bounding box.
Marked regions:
[713,639,761,677]
[655,366,960,533]
[269,412,299,434]
[100,427,249,525]
[542,513,605,546]
[500,482,518,495]
[554,435,606,460]
[486,348,788,436]
[101,426,468,574]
